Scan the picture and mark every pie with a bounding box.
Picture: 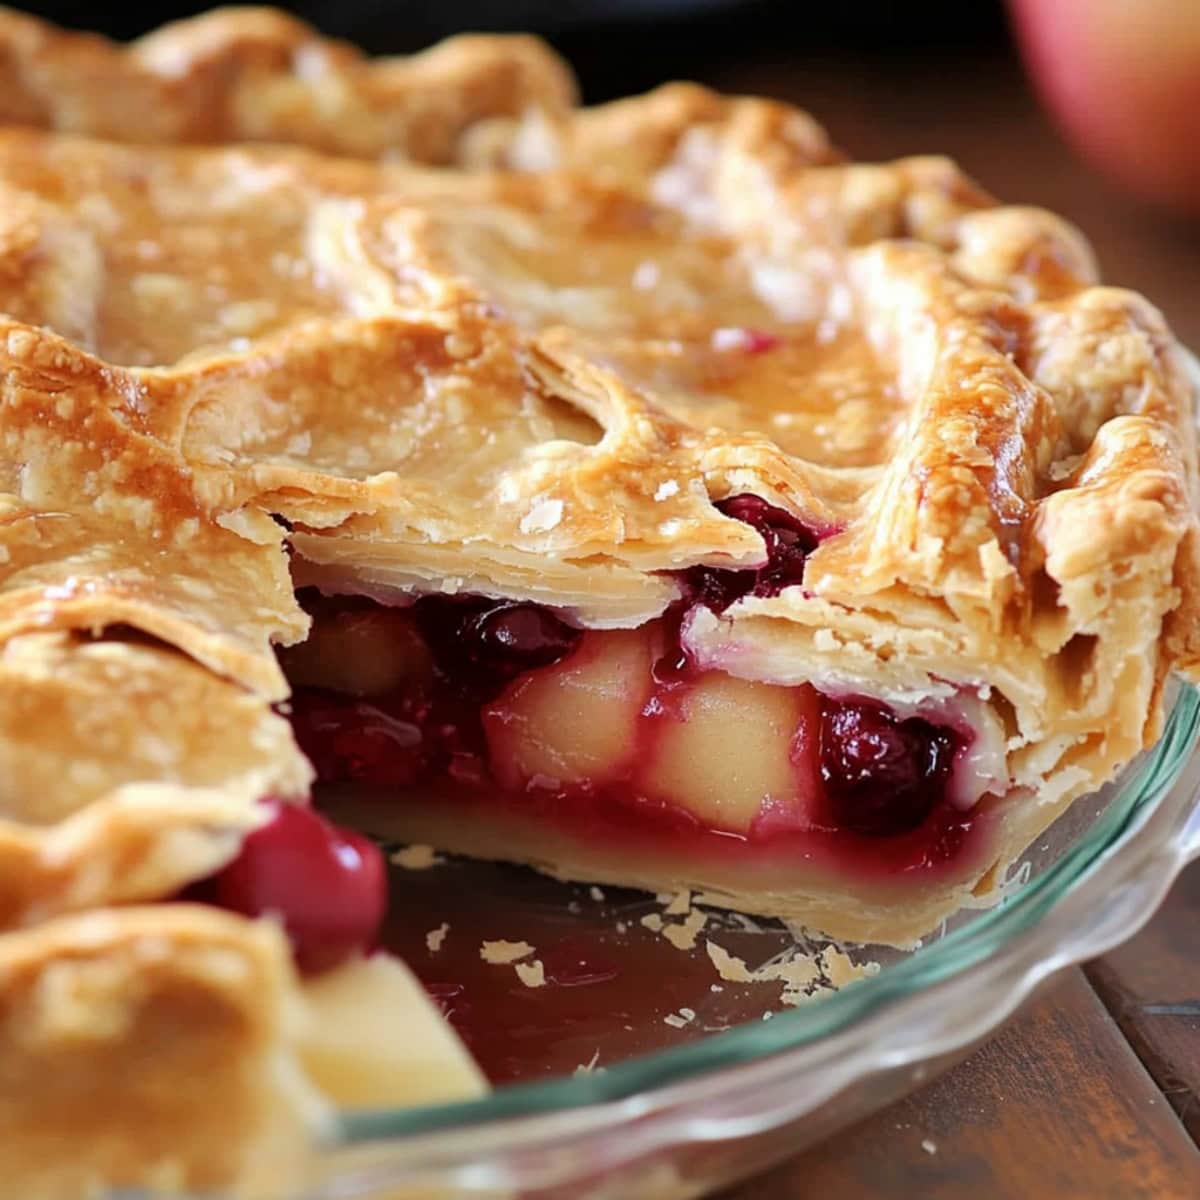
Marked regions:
[0,7,1197,1197]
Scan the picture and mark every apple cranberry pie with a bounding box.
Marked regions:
[0,7,1197,1197]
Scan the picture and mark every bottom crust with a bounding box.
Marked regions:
[324,772,1092,948]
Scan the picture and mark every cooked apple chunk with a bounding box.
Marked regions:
[639,675,820,833]
[484,629,652,787]
[281,606,432,697]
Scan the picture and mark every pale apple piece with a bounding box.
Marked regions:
[298,954,487,1110]
[640,674,819,834]
[281,608,432,697]
[484,628,653,788]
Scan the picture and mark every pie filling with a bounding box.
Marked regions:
[186,799,388,975]
[186,497,1009,971]
[272,496,1009,896]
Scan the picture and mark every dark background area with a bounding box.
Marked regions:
[16,1,1013,100]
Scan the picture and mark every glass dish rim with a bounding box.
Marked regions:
[338,681,1200,1144]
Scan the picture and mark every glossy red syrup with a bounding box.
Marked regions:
[192,799,388,974]
[380,858,797,1084]
[292,596,585,789]
[288,652,978,881]
[682,494,824,614]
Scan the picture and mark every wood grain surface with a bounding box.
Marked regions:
[707,47,1200,1200]
[1087,864,1200,1144]
[721,913,1200,1200]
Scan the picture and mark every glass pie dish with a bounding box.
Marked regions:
[254,683,1200,1200]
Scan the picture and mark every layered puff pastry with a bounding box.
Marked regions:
[0,7,1195,1197]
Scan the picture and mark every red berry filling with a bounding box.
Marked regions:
[187,497,985,974]
[683,494,825,613]
[284,592,984,877]
[412,598,582,702]
[193,799,388,974]
[279,495,992,882]
[819,699,958,837]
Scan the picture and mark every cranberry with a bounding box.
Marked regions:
[819,699,958,837]
[465,604,582,674]
[415,597,582,699]
[718,495,817,595]
[205,800,387,974]
[683,494,825,613]
[289,692,427,786]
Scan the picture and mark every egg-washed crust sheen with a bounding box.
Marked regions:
[0,632,311,928]
[0,9,1194,1197]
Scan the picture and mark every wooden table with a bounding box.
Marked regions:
[705,47,1200,1200]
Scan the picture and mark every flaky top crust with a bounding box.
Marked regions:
[0,118,1191,707]
[0,904,322,1199]
[0,5,576,162]
[0,631,311,929]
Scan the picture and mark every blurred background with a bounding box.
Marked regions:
[16,0,1199,344]
[4,1,1014,68]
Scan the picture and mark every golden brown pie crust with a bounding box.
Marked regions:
[0,7,1195,1196]
[0,905,323,1199]
[0,4,576,161]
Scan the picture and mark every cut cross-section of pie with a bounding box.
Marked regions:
[0,8,1196,1197]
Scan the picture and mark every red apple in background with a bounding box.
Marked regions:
[1009,0,1200,214]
